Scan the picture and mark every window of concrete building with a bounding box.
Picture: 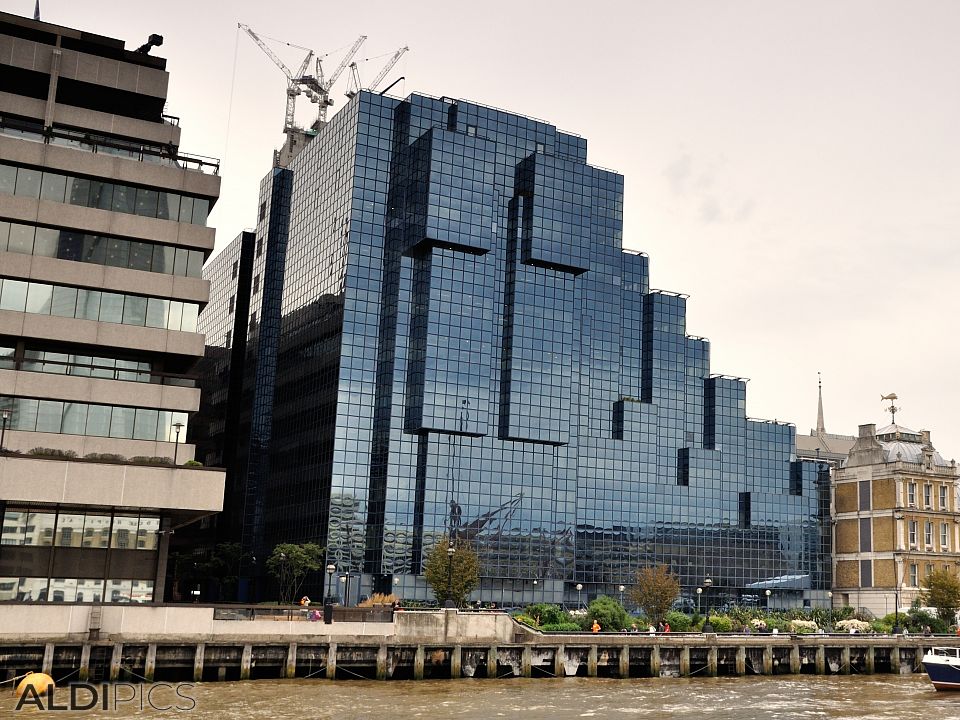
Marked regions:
[925,521,933,546]
[909,520,918,547]
[859,517,872,552]
[858,480,871,510]
[860,559,872,588]
[926,563,934,578]
[924,484,932,508]
[941,522,949,550]
[909,563,918,586]
[908,482,917,507]
[940,485,948,511]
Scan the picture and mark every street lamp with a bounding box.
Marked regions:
[765,588,772,609]
[696,587,702,614]
[827,591,833,610]
[325,564,336,602]
[894,513,904,633]
[618,584,626,607]
[445,542,456,608]
[0,407,11,453]
[703,578,713,613]
[576,583,583,609]
[172,421,184,465]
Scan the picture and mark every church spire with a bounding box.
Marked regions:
[816,372,826,438]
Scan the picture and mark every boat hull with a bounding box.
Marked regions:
[922,657,960,691]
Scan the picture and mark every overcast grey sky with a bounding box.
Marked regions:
[26,0,960,458]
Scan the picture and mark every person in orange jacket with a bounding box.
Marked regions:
[591,619,601,633]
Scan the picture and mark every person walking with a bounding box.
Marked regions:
[591,620,601,633]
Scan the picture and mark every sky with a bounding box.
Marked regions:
[21,0,960,458]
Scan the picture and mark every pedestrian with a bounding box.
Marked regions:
[657,621,665,633]
[664,622,671,633]
[592,620,601,633]
[648,624,656,634]
[924,625,932,636]
[630,623,638,633]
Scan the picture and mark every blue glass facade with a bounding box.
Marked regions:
[206,91,830,605]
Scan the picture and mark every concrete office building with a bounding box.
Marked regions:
[0,11,223,602]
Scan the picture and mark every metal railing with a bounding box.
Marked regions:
[0,115,219,175]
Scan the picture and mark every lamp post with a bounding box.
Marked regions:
[696,587,702,614]
[576,583,583,610]
[703,578,713,614]
[325,564,336,602]
[894,513,904,633]
[765,588,772,609]
[0,407,10,453]
[339,574,348,606]
[172,421,184,465]
[533,578,538,602]
[827,591,833,611]
[618,584,626,608]
[444,542,456,608]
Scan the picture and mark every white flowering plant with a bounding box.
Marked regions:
[788,619,819,634]
[836,619,871,633]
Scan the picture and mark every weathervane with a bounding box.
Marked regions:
[880,393,899,424]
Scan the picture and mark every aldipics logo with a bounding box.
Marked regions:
[16,682,197,713]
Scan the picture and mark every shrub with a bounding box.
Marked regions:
[664,610,692,632]
[870,619,892,634]
[84,452,126,462]
[765,617,790,633]
[524,603,568,627]
[540,622,582,632]
[706,614,733,632]
[788,619,819,634]
[512,614,540,628]
[29,447,77,459]
[836,619,871,633]
[357,593,396,608]
[184,459,203,467]
[750,618,768,631]
[130,456,174,465]
[586,595,629,632]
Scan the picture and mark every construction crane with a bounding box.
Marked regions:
[346,46,409,99]
[239,24,366,136]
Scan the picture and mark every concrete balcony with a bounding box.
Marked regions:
[0,430,194,463]
[0,92,182,147]
[0,368,200,413]
[0,251,210,304]
[0,195,216,252]
[0,311,205,358]
[0,135,220,198]
[0,454,224,516]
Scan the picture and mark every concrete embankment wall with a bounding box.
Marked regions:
[0,606,955,683]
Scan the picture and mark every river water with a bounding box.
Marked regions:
[5,674,960,719]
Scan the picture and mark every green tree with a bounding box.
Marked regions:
[628,564,680,624]
[922,568,960,624]
[199,542,246,601]
[266,543,324,604]
[586,595,629,632]
[423,536,480,607]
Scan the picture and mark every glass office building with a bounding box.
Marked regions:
[202,91,830,606]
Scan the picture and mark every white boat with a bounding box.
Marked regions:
[921,647,960,691]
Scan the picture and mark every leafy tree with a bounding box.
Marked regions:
[586,595,629,632]
[524,603,568,627]
[664,609,692,632]
[628,565,680,623]
[266,543,324,603]
[199,542,246,600]
[423,536,479,607]
[922,568,960,624]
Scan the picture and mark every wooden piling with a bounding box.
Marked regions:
[789,644,800,674]
[486,646,498,679]
[619,647,630,678]
[194,643,205,682]
[762,645,773,675]
[78,644,91,682]
[587,646,598,677]
[553,645,565,677]
[707,646,718,677]
[522,646,532,678]
[815,645,825,675]
[109,643,122,682]
[376,644,387,681]
[414,645,425,680]
[650,645,661,677]
[286,643,297,679]
[735,646,746,675]
[865,646,874,674]
[240,644,252,681]
[679,646,690,676]
[42,643,54,676]
[326,643,337,680]
[144,644,157,682]
[451,645,462,678]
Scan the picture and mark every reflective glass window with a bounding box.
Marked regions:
[121,295,147,326]
[84,515,111,548]
[13,398,38,431]
[14,167,41,198]
[0,219,9,251]
[65,176,90,206]
[152,244,174,274]
[179,196,194,224]
[50,285,78,317]
[145,297,168,328]
[133,408,159,441]
[39,172,67,203]
[187,250,204,278]
[98,292,124,323]
[87,180,114,210]
[81,235,107,263]
[32,227,59,257]
[191,198,209,225]
[0,279,28,311]
[75,579,103,603]
[0,164,16,194]
[8,223,34,254]
[85,404,111,437]
[158,192,180,221]
[61,402,87,434]
[26,512,56,547]
[25,283,53,314]
[16,577,48,601]
[35,400,63,433]
[128,241,153,271]
[111,184,136,214]
[131,580,154,603]
[75,289,101,321]
[107,579,132,603]
[56,514,85,547]
[135,188,159,217]
[104,238,129,268]
[180,302,199,332]
[110,406,136,439]
[1,511,26,545]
